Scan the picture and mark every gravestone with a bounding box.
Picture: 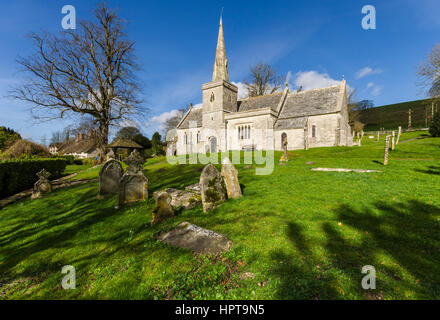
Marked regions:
[396,126,402,145]
[153,187,201,210]
[280,133,289,162]
[221,158,242,199]
[105,149,116,161]
[384,135,391,165]
[116,150,148,209]
[157,222,233,254]
[199,164,226,212]
[31,169,52,200]
[151,191,174,225]
[99,159,123,196]
[391,131,395,150]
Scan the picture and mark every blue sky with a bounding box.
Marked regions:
[0,0,439,144]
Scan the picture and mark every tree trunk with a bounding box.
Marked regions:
[98,122,109,163]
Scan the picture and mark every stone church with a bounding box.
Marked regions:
[168,18,353,156]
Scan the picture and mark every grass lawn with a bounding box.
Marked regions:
[0,131,439,299]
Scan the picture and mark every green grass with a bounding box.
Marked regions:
[357,98,437,131]
[1,131,439,299]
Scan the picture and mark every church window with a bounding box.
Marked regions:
[197,132,200,143]
[312,125,316,138]
[184,133,187,145]
[210,92,215,102]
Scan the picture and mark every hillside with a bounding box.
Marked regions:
[354,98,438,131]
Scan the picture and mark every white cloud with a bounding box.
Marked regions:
[142,109,185,136]
[231,81,249,99]
[355,67,382,79]
[292,71,341,91]
[366,82,374,89]
[372,85,382,96]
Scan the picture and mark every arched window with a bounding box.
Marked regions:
[210,92,215,102]
[184,133,187,145]
[197,131,200,144]
[312,125,316,138]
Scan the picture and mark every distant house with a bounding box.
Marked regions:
[52,131,100,159]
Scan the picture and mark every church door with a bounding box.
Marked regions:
[210,137,217,153]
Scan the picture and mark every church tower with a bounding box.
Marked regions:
[202,16,238,130]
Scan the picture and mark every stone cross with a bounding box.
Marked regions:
[396,126,401,145]
[31,169,52,199]
[391,131,395,150]
[124,150,144,175]
[384,135,391,165]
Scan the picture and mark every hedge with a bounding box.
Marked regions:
[0,158,67,198]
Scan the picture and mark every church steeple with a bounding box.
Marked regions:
[212,15,229,82]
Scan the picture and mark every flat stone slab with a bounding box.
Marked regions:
[157,222,233,255]
[311,167,381,173]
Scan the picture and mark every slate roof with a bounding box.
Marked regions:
[274,117,308,130]
[278,85,341,119]
[177,107,203,129]
[237,92,283,112]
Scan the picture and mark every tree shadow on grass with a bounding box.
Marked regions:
[269,200,440,299]
[414,165,440,175]
[0,184,122,276]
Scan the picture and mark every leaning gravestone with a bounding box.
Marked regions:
[221,158,242,199]
[157,222,233,255]
[384,135,391,165]
[31,168,52,200]
[116,150,148,209]
[151,191,174,225]
[199,164,226,212]
[99,159,123,196]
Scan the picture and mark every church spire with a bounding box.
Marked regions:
[212,14,229,82]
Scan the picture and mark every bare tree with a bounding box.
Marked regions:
[347,88,366,132]
[244,62,284,97]
[417,44,440,101]
[164,107,188,133]
[11,3,145,160]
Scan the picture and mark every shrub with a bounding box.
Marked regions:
[0,158,67,198]
[3,139,50,159]
[429,111,440,137]
[56,155,75,164]
[0,126,21,151]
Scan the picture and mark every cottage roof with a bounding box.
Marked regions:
[108,138,143,149]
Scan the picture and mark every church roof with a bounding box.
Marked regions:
[177,107,203,129]
[274,117,308,130]
[278,85,342,119]
[237,92,283,112]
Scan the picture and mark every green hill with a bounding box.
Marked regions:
[355,98,438,131]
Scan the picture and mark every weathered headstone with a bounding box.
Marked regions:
[153,187,201,210]
[157,222,233,254]
[384,135,391,165]
[151,191,174,225]
[221,158,242,199]
[280,133,289,162]
[391,131,395,150]
[199,164,226,212]
[31,169,52,199]
[117,150,148,209]
[98,159,123,196]
[105,149,116,161]
[396,126,402,145]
